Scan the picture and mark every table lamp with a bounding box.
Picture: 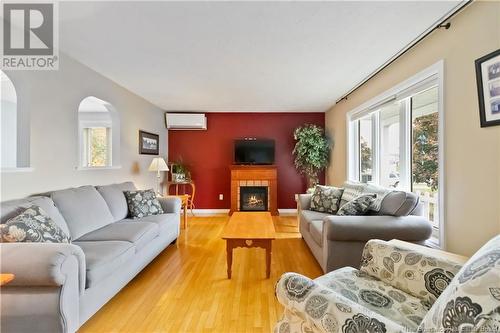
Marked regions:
[149,157,169,195]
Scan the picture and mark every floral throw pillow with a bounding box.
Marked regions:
[310,185,344,214]
[124,189,164,219]
[337,194,377,216]
[0,205,70,243]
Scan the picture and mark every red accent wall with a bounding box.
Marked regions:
[168,113,325,209]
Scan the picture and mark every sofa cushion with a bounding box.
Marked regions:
[124,189,164,219]
[1,205,70,243]
[77,221,159,252]
[310,185,344,214]
[418,235,500,333]
[309,220,323,247]
[125,213,179,234]
[51,186,115,240]
[339,181,367,208]
[300,210,330,232]
[0,196,70,237]
[96,182,136,221]
[337,194,376,216]
[315,267,429,331]
[378,191,419,216]
[73,240,135,288]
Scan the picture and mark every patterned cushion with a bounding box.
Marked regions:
[418,235,500,333]
[315,267,428,331]
[339,181,367,208]
[360,239,463,308]
[310,185,344,214]
[0,205,70,243]
[124,189,164,219]
[337,194,376,216]
[363,184,393,212]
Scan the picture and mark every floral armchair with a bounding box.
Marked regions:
[275,236,500,333]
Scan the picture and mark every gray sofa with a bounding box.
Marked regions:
[0,182,181,333]
[298,181,432,273]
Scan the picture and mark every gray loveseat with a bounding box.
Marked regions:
[298,181,432,272]
[0,182,181,333]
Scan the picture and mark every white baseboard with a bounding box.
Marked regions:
[189,209,297,216]
[190,209,230,215]
[278,209,298,215]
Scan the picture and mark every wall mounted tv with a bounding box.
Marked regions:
[234,139,275,165]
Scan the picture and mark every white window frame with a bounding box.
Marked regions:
[346,61,445,248]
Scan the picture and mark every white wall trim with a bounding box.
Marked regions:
[75,165,122,171]
[191,209,230,215]
[190,209,298,216]
[1,167,34,173]
[278,209,298,215]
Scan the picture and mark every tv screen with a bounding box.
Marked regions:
[234,139,275,165]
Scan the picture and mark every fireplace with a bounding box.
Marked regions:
[240,186,268,212]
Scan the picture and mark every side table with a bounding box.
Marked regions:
[0,273,14,286]
[165,194,189,229]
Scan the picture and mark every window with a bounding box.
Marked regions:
[358,115,374,183]
[348,63,443,246]
[78,96,120,169]
[83,127,110,167]
[1,71,17,168]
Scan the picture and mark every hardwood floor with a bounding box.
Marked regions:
[79,215,322,333]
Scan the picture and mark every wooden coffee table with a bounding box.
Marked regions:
[221,212,276,279]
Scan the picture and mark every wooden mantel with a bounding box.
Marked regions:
[230,165,278,216]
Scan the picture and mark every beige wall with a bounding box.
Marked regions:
[325,2,500,256]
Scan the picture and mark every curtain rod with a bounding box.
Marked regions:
[334,0,472,105]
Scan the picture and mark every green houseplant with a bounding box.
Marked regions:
[292,124,331,189]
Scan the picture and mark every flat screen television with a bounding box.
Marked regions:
[234,139,275,165]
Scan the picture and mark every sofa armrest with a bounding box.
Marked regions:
[275,272,406,333]
[297,194,312,211]
[324,215,432,242]
[0,242,86,295]
[360,239,463,307]
[158,196,181,214]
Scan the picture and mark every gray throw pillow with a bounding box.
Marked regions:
[337,194,377,216]
[124,189,164,219]
[0,205,71,243]
[310,185,344,214]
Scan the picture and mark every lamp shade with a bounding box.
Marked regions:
[148,157,169,172]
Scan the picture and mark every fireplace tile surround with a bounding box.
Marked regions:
[230,165,278,215]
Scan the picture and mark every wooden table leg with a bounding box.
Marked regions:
[265,240,272,278]
[183,201,187,229]
[226,241,233,279]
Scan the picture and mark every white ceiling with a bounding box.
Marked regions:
[59,1,462,112]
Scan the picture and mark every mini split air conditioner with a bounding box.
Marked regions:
[165,113,207,130]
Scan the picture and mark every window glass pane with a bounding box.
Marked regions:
[358,116,373,183]
[412,86,439,228]
[88,127,108,167]
[379,102,401,188]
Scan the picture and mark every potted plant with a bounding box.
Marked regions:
[292,124,331,190]
[171,158,190,182]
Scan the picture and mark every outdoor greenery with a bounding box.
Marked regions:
[90,127,107,167]
[412,113,439,191]
[293,124,331,188]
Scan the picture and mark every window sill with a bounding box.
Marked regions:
[1,167,34,173]
[76,166,122,171]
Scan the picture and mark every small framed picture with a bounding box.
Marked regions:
[139,130,159,155]
[475,49,500,127]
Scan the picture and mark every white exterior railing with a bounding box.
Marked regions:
[415,190,439,229]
